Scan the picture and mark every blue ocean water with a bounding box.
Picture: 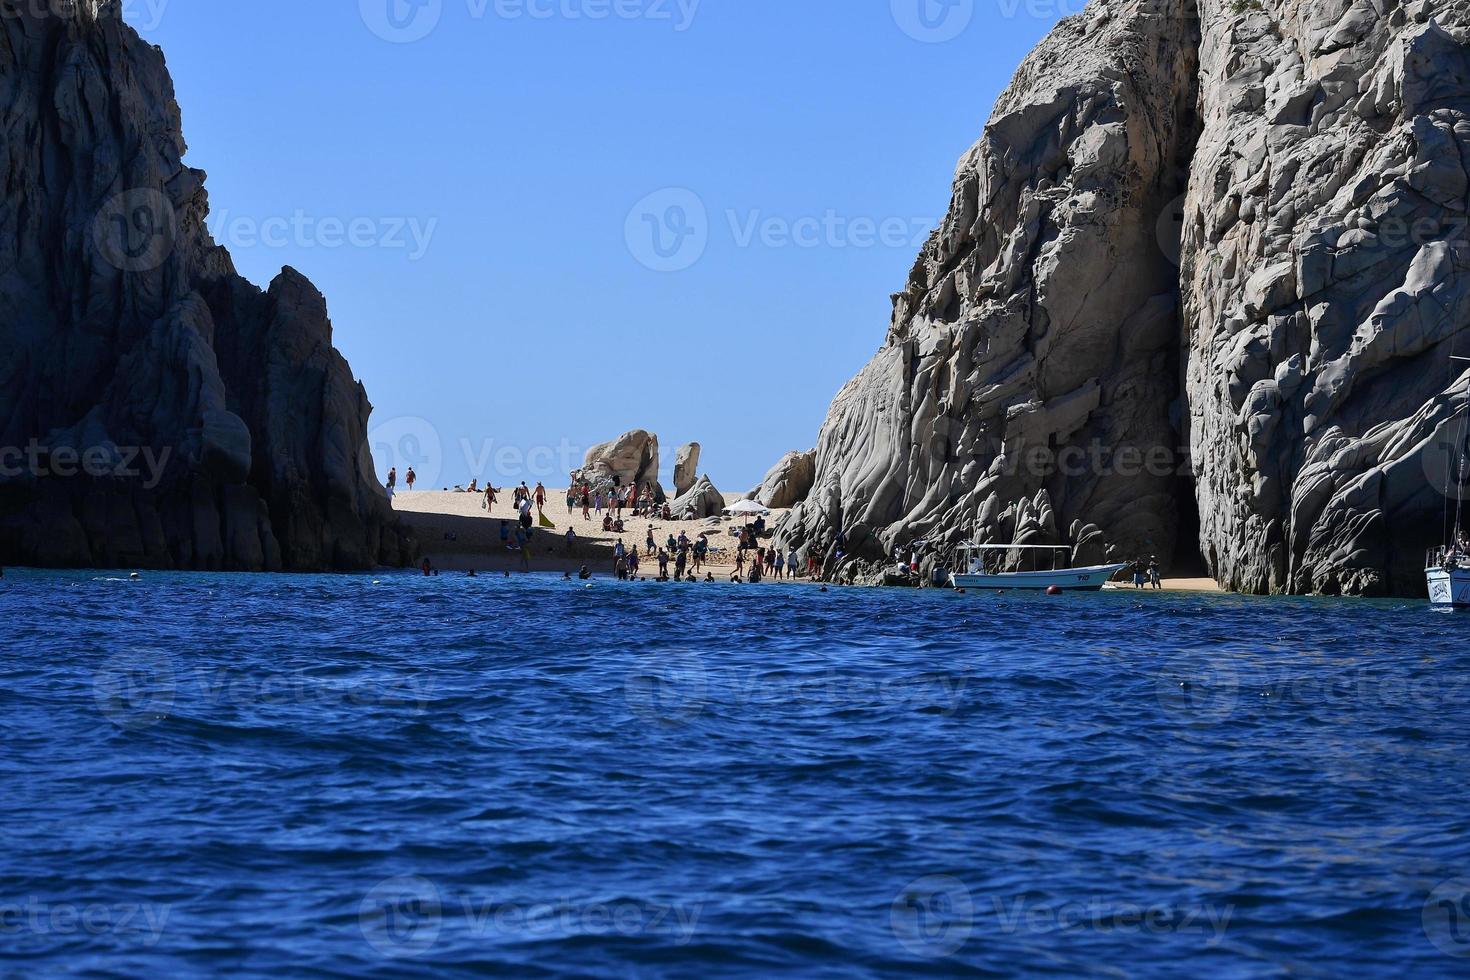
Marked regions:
[2,569,1469,978]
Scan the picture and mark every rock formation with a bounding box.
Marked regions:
[779,0,1470,596]
[756,450,817,509]
[673,443,701,497]
[572,429,663,499]
[0,1,413,570]
[669,474,726,520]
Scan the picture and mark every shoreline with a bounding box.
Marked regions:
[391,489,1223,592]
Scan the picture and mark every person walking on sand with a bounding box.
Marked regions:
[581,488,592,521]
[387,467,397,493]
[406,467,416,491]
[535,482,547,514]
[484,484,497,512]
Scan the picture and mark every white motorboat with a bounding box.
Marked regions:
[1426,549,1470,608]
[949,544,1129,592]
[1426,353,1470,607]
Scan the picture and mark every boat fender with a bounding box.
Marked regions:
[1046,585,1063,596]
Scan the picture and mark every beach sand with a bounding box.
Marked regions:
[390,489,1223,592]
[390,489,789,576]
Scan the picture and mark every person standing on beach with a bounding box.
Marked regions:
[535,482,547,514]
[1148,557,1162,590]
[774,549,785,580]
[581,489,592,521]
[406,467,416,491]
[646,525,656,557]
[484,484,497,512]
[387,467,397,493]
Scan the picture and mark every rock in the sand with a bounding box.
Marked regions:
[674,443,701,497]
[669,475,726,521]
[777,0,1470,598]
[574,430,663,498]
[0,2,413,571]
[756,450,816,509]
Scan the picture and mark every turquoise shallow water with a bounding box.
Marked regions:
[2,569,1469,977]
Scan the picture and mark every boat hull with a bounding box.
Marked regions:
[1426,566,1470,607]
[952,563,1129,592]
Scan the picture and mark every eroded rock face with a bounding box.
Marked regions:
[782,0,1470,596]
[1183,1,1470,596]
[669,474,725,520]
[0,1,413,570]
[756,450,816,509]
[673,443,701,497]
[574,430,662,498]
[780,0,1201,574]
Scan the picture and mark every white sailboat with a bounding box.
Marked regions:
[1427,356,1470,607]
[950,544,1128,592]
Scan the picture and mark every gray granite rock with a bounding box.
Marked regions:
[0,1,413,570]
[781,0,1470,596]
[573,429,662,500]
[756,450,816,509]
[673,443,701,497]
[669,474,726,520]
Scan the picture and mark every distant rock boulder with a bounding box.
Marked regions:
[756,450,816,509]
[669,474,726,520]
[574,429,662,499]
[673,443,701,497]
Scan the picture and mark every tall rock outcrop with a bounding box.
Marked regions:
[673,442,700,497]
[0,1,412,570]
[781,0,1470,596]
[781,0,1200,571]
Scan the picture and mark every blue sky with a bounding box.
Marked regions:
[126,0,1073,493]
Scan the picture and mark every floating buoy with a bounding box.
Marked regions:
[1046,585,1063,596]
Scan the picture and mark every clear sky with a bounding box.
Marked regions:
[127,0,1074,493]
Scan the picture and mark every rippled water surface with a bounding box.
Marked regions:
[3,569,1470,977]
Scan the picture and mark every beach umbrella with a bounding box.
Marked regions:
[724,499,770,517]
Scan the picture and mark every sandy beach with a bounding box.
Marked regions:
[390,489,1222,591]
[391,488,792,576]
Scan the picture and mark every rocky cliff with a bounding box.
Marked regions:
[780,0,1470,596]
[0,1,412,570]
